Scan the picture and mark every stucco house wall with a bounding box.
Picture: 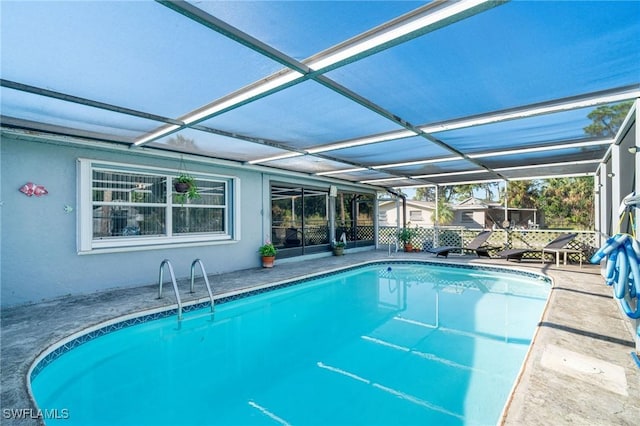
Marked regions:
[379,200,435,227]
[0,133,373,307]
[0,134,263,306]
[0,132,374,306]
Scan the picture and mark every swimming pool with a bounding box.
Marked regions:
[30,262,550,425]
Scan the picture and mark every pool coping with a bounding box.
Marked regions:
[2,250,638,425]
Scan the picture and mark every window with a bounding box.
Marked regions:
[78,159,237,252]
[409,210,423,221]
[461,211,475,223]
[378,211,388,225]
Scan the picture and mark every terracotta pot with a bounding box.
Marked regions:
[404,243,414,252]
[261,255,275,268]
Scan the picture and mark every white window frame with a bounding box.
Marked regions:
[77,158,240,253]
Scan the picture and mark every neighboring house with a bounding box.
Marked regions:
[453,197,541,229]
[380,197,541,229]
[451,197,490,228]
[378,200,436,227]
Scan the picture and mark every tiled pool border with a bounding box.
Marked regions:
[28,259,551,385]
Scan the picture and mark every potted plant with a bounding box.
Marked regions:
[332,240,346,256]
[397,227,416,252]
[174,174,200,204]
[259,241,277,268]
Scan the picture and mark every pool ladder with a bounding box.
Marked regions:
[190,258,215,312]
[158,259,215,321]
[158,259,183,320]
[389,235,398,256]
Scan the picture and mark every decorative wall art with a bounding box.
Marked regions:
[19,182,48,197]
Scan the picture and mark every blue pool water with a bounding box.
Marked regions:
[31,263,550,425]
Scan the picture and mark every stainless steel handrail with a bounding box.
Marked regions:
[190,258,215,312]
[158,259,183,320]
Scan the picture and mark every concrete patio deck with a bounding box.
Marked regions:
[1,249,638,425]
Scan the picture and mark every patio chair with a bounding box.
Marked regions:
[425,231,500,258]
[499,233,578,262]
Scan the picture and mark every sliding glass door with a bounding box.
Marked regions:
[271,185,329,258]
[335,191,375,247]
[271,185,375,258]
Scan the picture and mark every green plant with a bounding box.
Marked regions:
[332,240,346,248]
[259,242,277,257]
[397,227,416,244]
[176,173,195,185]
[174,174,200,204]
[332,240,346,256]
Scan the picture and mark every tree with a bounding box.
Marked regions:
[533,101,630,229]
[583,101,633,137]
[449,184,474,201]
[414,186,436,202]
[435,185,475,203]
[538,177,594,229]
[503,180,539,209]
[432,196,454,225]
[166,134,197,149]
[479,182,500,201]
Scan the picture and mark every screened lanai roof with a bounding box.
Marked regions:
[1,0,639,190]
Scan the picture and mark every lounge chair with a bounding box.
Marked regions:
[426,231,501,258]
[499,233,578,262]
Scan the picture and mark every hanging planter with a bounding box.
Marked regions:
[174,155,200,203]
[174,173,200,204]
[174,180,191,194]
